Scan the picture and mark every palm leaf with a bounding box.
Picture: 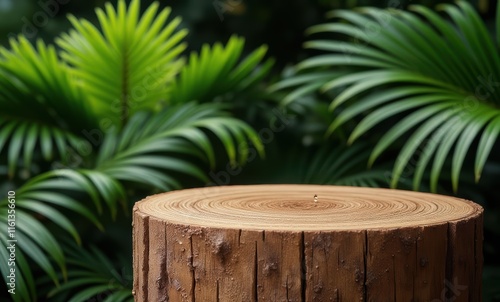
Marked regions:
[57,0,187,126]
[95,103,264,191]
[0,37,99,175]
[0,234,33,302]
[0,120,91,178]
[0,169,125,299]
[47,244,133,302]
[0,37,97,132]
[299,143,390,187]
[276,1,500,192]
[169,35,274,104]
[244,142,390,188]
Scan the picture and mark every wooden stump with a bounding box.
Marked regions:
[132,185,483,302]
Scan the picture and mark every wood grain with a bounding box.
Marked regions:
[133,185,483,301]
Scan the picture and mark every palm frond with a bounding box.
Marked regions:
[0,120,90,178]
[0,37,97,132]
[47,244,133,302]
[0,243,33,302]
[276,1,500,192]
[57,0,187,126]
[95,102,264,191]
[244,142,390,188]
[305,143,390,187]
[169,35,274,104]
[0,37,99,175]
[0,169,125,299]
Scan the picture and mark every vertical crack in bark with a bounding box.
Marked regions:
[412,273,415,301]
[301,231,306,302]
[132,211,138,298]
[445,222,452,298]
[393,255,396,302]
[190,235,195,302]
[363,230,368,302]
[155,221,167,302]
[216,279,220,302]
[142,216,150,301]
[414,232,418,301]
[164,223,169,302]
[286,276,289,301]
[473,220,478,301]
[254,241,259,302]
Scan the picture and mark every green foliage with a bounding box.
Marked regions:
[57,0,187,126]
[95,103,263,190]
[293,143,390,187]
[47,244,133,302]
[0,169,122,301]
[0,37,96,132]
[0,0,270,300]
[169,35,274,104]
[0,37,96,176]
[275,1,500,193]
[243,142,391,187]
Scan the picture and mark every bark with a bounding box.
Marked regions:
[133,185,483,301]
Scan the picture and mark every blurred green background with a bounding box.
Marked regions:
[0,0,494,67]
[0,0,499,301]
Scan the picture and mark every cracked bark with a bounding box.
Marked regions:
[133,185,483,301]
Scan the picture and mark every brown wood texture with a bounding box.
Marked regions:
[133,185,483,301]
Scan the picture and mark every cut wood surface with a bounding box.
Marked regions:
[133,185,483,302]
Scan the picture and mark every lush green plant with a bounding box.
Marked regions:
[234,141,392,187]
[0,0,270,300]
[274,1,500,193]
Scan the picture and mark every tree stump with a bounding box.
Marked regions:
[132,185,483,302]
